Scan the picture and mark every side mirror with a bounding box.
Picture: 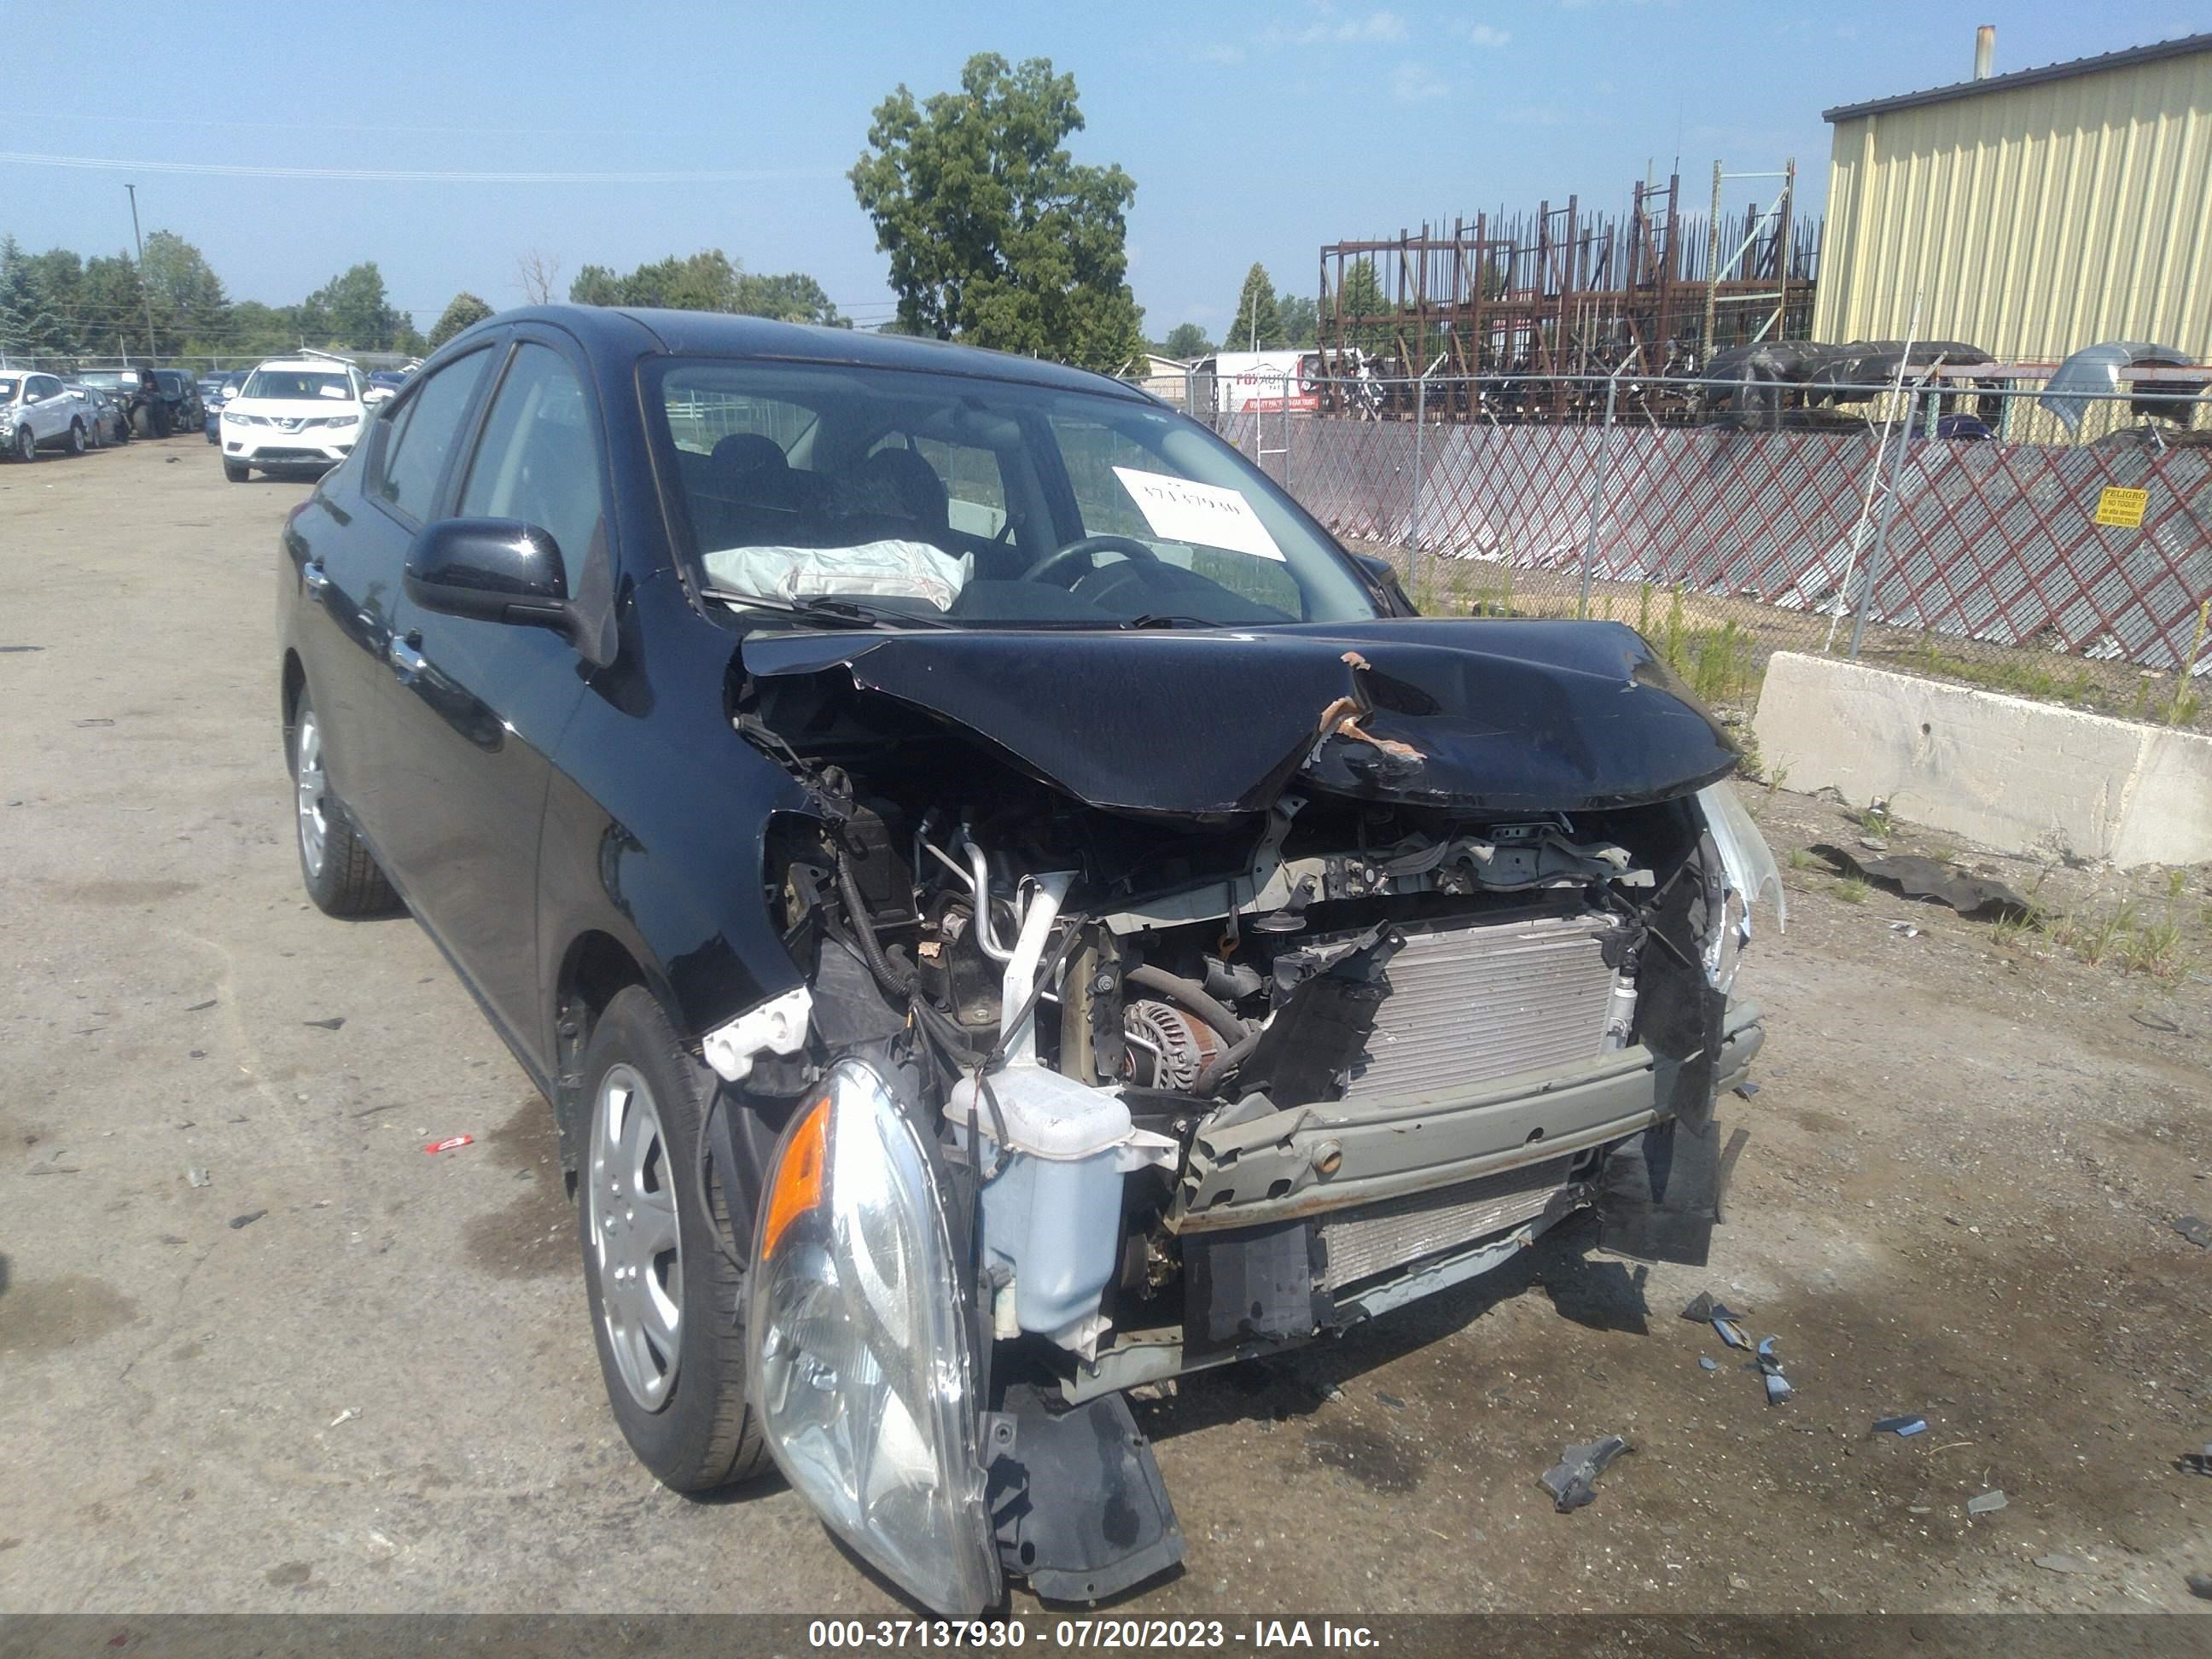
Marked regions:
[1353,550,1419,618]
[363,386,393,405]
[405,518,576,636]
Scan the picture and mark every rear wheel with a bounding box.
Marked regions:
[579,987,769,1493]
[287,690,400,917]
[11,423,35,463]
[224,459,250,483]
[67,421,86,456]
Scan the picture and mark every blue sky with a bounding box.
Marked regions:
[5,2,2204,339]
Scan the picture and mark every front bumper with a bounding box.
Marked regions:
[224,434,355,466]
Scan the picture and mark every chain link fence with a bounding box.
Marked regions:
[1163,370,2212,731]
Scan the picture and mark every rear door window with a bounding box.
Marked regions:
[372,351,490,521]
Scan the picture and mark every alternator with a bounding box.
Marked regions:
[1121,998,1220,1091]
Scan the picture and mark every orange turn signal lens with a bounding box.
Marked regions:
[760,1094,830,1261]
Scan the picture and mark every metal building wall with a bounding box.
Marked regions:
[1815,49,2212,359]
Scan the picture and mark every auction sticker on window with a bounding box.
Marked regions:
[2093,486,2148,528]
[1113,467,1285,561]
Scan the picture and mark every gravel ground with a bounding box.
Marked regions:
[2,436,2208,1617]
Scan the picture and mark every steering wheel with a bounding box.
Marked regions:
[1022,534,1160,587]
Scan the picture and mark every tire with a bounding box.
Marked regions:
[579,986,769,1493]
[67,421,86,457]
[286,689,401,917]
[11,423,36,463]
[224,460,251,483]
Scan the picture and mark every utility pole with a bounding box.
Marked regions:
[125,183,157,358]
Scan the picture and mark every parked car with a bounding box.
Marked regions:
[363,369,410,406]
[218,354,367,479]
[205,368,253,443]
[67,382,133,447]
[276,306,1778,1615]
[70,367,202,437]
[0,370,92,459]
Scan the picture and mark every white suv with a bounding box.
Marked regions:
[0,370,91,462]
[219,354,369,480]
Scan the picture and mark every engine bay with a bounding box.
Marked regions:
[728,655,1747,1390]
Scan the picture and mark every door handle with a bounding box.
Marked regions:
[387,633,427,677]
[301,561,332,592]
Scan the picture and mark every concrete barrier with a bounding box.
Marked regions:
[1750,652,2212,868]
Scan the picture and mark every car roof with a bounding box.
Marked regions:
[469,304,1150,403]
[248,358,358,375]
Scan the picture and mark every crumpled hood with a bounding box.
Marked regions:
[742,618,1738,818]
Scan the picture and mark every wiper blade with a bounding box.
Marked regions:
[1122,613,1228,630]
[699,588,959,630]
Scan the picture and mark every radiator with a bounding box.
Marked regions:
[1320,1156,1578,1289]
[1345,911,1621,1103]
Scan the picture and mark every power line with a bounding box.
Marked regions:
[0,151,837,184]
[9,109,669,137]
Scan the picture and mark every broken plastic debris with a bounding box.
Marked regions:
[1538,1435,1630,1512]
[2033,1553,2093,1575]
[1681,1290,1745,1324]
[2187,1574,2212,1601]
[303,1017,346,1031]
[423,1135,474,1155]
[329,1407,360,1428]
[1698,1356,1719,1371]
[185,1167,210,1188]
[228,1210,266,1231]
[1873,1415,1928,1437]
[1888,921,1922,938]
[1714,1318,1752,1351]
[1965,1490,2008,1516]
[2179,1444,2212,1476]
[2172,1216,2211,1249]
[1755,1336,1792,1404]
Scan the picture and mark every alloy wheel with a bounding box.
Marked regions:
[294,708,329,877]
[588,1062,684,1411]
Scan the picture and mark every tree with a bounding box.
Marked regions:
[1333,258,1389,353]
[302,262,405,351]
[142,231,230,352]
[428,292,494,350]
[1227,264,1284,351]
[849,53,1145,373]
[515,247,564,306]
[1161,321,1213,360]
[1278,294,1318,350]
[568,251,847,325]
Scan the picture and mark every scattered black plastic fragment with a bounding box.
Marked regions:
[2172,1216,2210,1249]
[1539,1435,1630,1512]
[303,1017,346,1032]
[230,1210,267,1231]
[1807,844,2030,918]
[1873,1415,1928,1437]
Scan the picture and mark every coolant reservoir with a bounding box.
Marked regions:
[947,1067,1141,1350]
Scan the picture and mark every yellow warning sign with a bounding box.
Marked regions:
[2093,486,2148,528]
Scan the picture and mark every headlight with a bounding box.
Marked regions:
[1695,782,1785,992]
[748,1060,998,1615]
[326,414,358,428]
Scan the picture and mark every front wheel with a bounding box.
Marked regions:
[224,459,250,482]
[286,689,400,917]
[11,423,35,463]
[67,421,86,456]
[579,987,769,1493]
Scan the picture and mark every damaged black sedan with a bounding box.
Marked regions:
[276,306,1782,1614]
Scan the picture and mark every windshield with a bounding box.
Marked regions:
[79,372,130,392]
[649,358,1376,628]
[242,369,352,402]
